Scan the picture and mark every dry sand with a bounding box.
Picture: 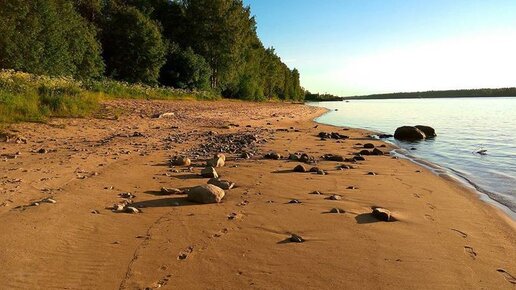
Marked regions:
[0,100,514,289]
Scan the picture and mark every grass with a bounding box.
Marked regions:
[0,69,219,124]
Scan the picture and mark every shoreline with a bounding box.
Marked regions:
[309,102,516,223]
[0,100,514,288]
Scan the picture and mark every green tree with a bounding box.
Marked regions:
[0,0,104,79]
[160,45,211,90]
[101,5,167,84]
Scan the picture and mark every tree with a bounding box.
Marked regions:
[160,45,211,90]
[101,5,166,84]
[0,0,104,79]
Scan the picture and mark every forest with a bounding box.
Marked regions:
[0,0,304,101]
[344,88,516,100]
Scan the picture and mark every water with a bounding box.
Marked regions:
[310,97,516,217]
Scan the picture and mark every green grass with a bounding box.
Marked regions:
[0,69,219,124]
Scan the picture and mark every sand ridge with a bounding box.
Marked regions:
[0,100,514,289]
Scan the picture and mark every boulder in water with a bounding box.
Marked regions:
[394,126,426,141]
[415,125,436,138]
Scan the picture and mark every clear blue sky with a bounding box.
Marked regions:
[243,0,516,96]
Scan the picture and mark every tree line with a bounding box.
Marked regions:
[344,88,516,100]
[0,0,304,101]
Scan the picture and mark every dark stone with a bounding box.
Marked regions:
[264,152,281,160]
[353,156,366,161]
[309,167,319,172]
[329,208,345,214]
[288,199,302,204]
[363,143,375,149]
[289,234,305,243]
[372,148,384,155]
[293,164,307,173]
[371,207,393,222]
[323,154,345,162]
[378,134,394,139]
[359,150,371,156]
[415,125,436,138]
[394,126,426,141]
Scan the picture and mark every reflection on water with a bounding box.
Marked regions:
[310,97,516,215]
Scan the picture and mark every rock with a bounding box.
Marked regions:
[353,156,365,161]
[323,154,345,162]
[371,207,393,221]
[208,178,235,190]
[293,164,307,172]
[415,125,436,138]
[319,132,349,140]
[338,164,353,170]
[153,112,175,118]
[378,134,394,139]
[367,172,377,176]
[359,149,371,156]
[299,153,313,163]
[42,198,57,204]
[288,153,300,161]
[201,167,219,178]
[327,194,342,200]
[187,185,225,204]
[309,167,319,172]
[316,169,326,175]
[329,208,345,214]
[113,204,125,211]
[207,153,225,167]
[372,148,384,155]
[288,199,302,204]
[119,192,135,199]
[289,234,305,243]
[171,156,191,166]
[310,191,323,195]
[37,148,48,154]
[363,143,375,149]
[160,187,183,195]
[125,206,140,214]
[264,152,281,160]
[394,126,426,141]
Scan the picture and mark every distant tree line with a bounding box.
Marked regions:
[345,88,516,100]
[304,91,343,102]
[0,0,304,101]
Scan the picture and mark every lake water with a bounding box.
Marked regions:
[310,97,516,217]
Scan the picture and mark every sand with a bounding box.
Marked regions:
[0,100,514,289]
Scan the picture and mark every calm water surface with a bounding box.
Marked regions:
[310,97,516,216]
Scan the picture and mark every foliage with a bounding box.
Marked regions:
[305,91,343,102]
[160,45,211,90]
[0,69,218,123]
[0,0,105,79]
[101,5,167,84]
[345,88,516,100]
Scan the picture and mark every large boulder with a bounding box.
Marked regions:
[208,178,235,190]
[187,185,225,204]
[394,126,426,141]
[415,125,436,138]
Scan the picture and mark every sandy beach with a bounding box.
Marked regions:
[0,100,514,289]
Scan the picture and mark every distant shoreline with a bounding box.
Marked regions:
[341,87,516,100]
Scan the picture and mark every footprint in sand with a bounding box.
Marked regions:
[464,246,477,259]
[426,202,436,210]
[424,214,434,221]
[451,228,468,239]
[497,269,516,284]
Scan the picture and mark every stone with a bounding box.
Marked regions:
[327,194,342,200]
[316,169,326,175]
[289,234,305,243]
[309,167,319,172]
[207,153,225,168]
[359,150,371,156]
[367,172,377,176]
[240,152,252,159]
[201,167,219,178]
[171,156,191,166]
[125,206,140,214]
[299,153,312,163]
[288,199,302,204]
[293,164,307,172]
[363,143,375,149]
[329,208,345,214]
[289,153,300,161]
[187,185,225,204]
[372,148,384,156]
[394,126,426,141]
[153,112,175,118]
[415,125,436,138]
[264,152,281,160]
[353,156,366,161]
[208,178,235,190]
[371,207,393,221]
[119,192,135,199]
[323,154,345,162]
[310,191,323,195]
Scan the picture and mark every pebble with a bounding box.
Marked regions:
[289,234,305,243]
[327,194,342,200]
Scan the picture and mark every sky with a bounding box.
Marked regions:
[243,0,516,96]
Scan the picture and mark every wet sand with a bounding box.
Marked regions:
[0,100,514,289]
